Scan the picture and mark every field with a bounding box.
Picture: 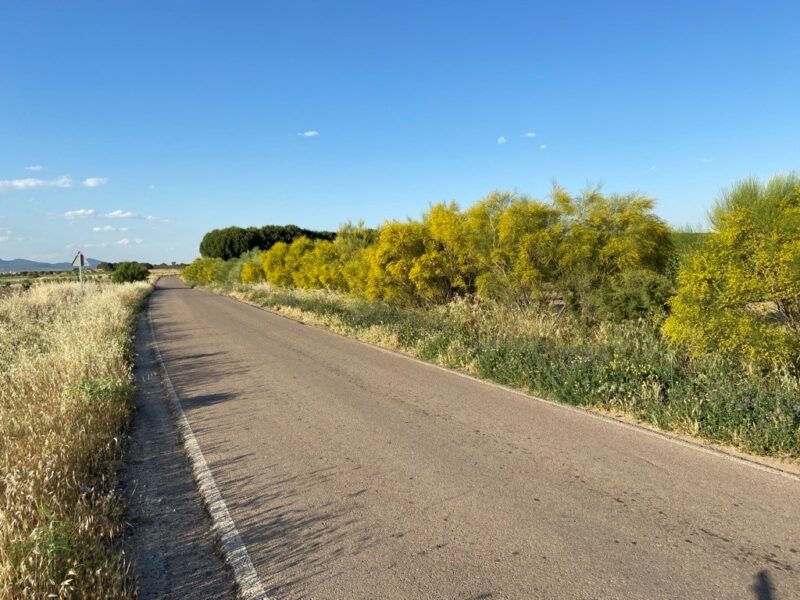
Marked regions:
[0,280,151,598]
[0,270,108,289]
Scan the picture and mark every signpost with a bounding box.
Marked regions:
[72,251,86,294]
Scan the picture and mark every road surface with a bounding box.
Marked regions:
[123,314,236,598]
[149,277,799,599]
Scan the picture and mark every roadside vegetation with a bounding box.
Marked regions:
[183,175,800,460]
[0,280,151,598]
[110,261,151,284]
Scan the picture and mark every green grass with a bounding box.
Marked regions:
[226,283,800,461]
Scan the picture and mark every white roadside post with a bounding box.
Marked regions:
[72,251,86,294]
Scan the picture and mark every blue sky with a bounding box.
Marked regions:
[2,1,799,263]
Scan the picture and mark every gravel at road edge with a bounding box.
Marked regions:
[120,311,237,599]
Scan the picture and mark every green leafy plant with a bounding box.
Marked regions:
[110,262,150,283]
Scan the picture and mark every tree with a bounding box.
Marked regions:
[199,227,262,260]
[111,262,150,283]
[199,224,336,260]
[663,175,800,368]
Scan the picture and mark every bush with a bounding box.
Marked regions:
[95,261,116,272]
[211,187,674,324]
[240,261,264,284]
[665,230,709,282]
[110,262,150,283]
[663,174,800,369]
[182,257,224,285]
[552,186,673,322]
[591,269,673,322]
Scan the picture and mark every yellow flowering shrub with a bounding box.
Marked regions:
[663,175,800,368]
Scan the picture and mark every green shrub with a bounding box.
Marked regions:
[592,269,673,322]
[110,262,150,283]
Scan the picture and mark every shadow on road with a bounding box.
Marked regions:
[151,292,396,597]
[154,320,243,411]
[752,570,776,600]
[214,462,390,598]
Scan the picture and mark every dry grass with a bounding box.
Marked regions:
[0,280,151,598]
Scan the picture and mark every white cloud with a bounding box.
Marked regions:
[0,230,9,243]
[700,157,712,164]
[522,132,537,138]
[149,184,156,190]
[82,177,109,187]
[64,208,96,219]
[25,165,43,171]
[0,175,72,192]
[539,144,548,150]
[297,130,319,137]
[105,210,135,219]
[50,175,73,187]
[65,243,74,249]
[497,136,507,145]
[649,165,657,172]
[113,237,142,246]
[92,225,117,232]
[120,226,129,231]
[104,209,168,223]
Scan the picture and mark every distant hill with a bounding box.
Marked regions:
[0,257,103,273]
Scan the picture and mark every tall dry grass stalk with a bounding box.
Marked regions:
[0,280,150,598]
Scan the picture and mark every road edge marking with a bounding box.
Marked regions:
[146,305,271,600]
[224,291,800,484]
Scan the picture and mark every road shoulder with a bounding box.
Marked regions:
[120,311,237,599]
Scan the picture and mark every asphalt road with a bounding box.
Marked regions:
[149,277,799,599]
